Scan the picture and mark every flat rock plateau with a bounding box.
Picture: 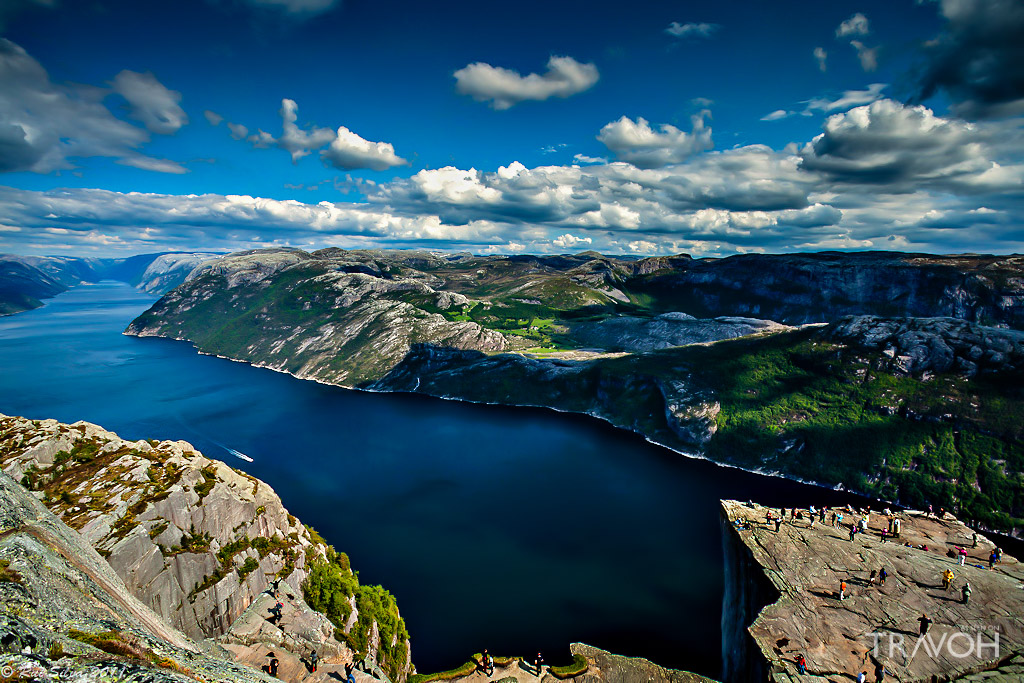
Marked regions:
[721,500,1024,682]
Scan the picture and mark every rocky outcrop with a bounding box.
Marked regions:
[825,315,1024,377]
[720,500,1024,683]
[136,252,222,294]
[0,413,322,642]
[631,252,1024,328]
[569,314,792,353]
[0,467,277,682]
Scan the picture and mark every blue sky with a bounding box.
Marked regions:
[1,0,1022,256]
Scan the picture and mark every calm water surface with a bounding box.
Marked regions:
[0,282,875,677]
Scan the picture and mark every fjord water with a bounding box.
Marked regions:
[0,282,871,677]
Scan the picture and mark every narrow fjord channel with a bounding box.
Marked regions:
[0,282,873,678]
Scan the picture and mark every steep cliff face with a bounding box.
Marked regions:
[630,252,1024,328]
[0,468,276,682]
[0,413,414,680]
[136,252,222,294]
[720,500,1024,683]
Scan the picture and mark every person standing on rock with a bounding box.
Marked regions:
[775,518,782,532]
[533,652,544,676]
[918,614,933,636]
[831,511,837,527]
[849,525,857,542]
[840,580,847,600]
[857,671,867,683]
[481,649,494,677]
[942,568,955,591]
[879,567,888,586]
[345,662,356,683]
[962,582,972,604]
[309,649,319,673]
[869,570,877,585]
[972,532,978,548]
[875,662,887,682]
[958,547,967,566]
[795,654,807,674]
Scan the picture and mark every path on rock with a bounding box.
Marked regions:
[722,501,1024,683]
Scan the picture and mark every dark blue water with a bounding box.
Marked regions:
[0,282,875,677]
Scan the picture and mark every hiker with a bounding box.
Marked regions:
[840,580,847,601]
[869,570,877,586]
[918,614,933,636]
[819,508,826,523]
[989,551,997,568]
[972,532,978,548]
[481,649,494,677]
[766,511,773,525]
[958,547,967,566]
[831,512,837,527]
[795,654,807,674]
[271,577,281,598]
[263,653,280,678]
[837,512,844,528]
[268,601,283,625]
[533,652,544,676]
[962,582,972,604]
[995,547,1003,563]
[309,649,319,673]
[942,569,955,591]
[875,662,887,682]
[892,518,901,537]
[849,526,857,542]
[879,567,888,586]
[928,504,934,517]
[858,671,867,683]
[345,662,356,683]
[775,518,782,532]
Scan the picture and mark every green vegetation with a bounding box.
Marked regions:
[194,464,218,499]
[237,557,260,579]
[67,628,189,674]
[407,660,479,683]
[687,331,1024,529]
[302,548,409,680]
[549,654,589,679]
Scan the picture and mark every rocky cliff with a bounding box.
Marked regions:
[0,466,276,682]
[720,500,1024,683]
[0,413,414,681]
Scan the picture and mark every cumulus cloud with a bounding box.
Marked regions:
[0,39,183,174]
[204,110,224,126]
[836,13,870,37]
[914,0,1024,119]
[799,99,1024,192]
[321,126,408,171]
[3,99,1022,257]
[597,112,713,168]
[814,47,828,72]
[110,70,188,134]
[232,99,407,170]
[453,56,599,110]
[552,233,592,249]
[850,40,879,71]
[665,22,720,38]
[227,122,249,140]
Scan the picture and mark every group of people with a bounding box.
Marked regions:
[478,649,546,678]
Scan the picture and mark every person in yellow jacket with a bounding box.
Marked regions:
[942,568,955,591]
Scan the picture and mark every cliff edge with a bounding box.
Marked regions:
[720,500,1023,683]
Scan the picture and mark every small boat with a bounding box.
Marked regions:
[227,447,254,463]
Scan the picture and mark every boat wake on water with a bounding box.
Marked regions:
[225,447,254,463]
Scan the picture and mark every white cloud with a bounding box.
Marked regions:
[552,233,593,249]
[573,154,607,165]
[814,47,828,72]
[110,70,188,135]
[276,98,336,162]
[117,156,188,174]
[850,40,879,71]
[453,56,599,110]
[806,83,887,112]
[665,22,720,38]
[836,13,870,37]
[321,126,408,171]
[231,99,407,170]
[204,110,224,126]
[227,122,249,140]
[762,110,792,122]
[597,112,712,168]
[0,39,182,174]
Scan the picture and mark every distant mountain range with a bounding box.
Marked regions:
[0,251,223,315]
[119,248,1024,534]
